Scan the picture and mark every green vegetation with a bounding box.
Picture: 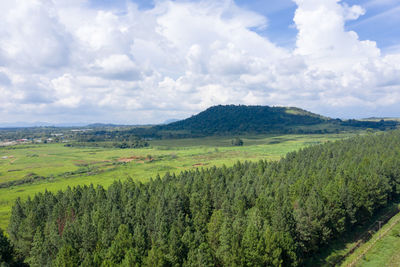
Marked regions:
[231,137,243,146]
[2,104,399,266]
[72,128,149,148]
[0,227,13,265]
[6,130,400,266]
[2,105,397,145]
[303,202,400,266]
[340,205,400,267]
[154,105,398,137]
[0,134,351,230]
[0,227,24,266]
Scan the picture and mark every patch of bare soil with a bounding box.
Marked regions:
[118,156,144,163]
[192,163,208,167]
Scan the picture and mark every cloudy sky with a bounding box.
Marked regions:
[0,0,399,125]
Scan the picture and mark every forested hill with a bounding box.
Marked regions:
[5,130,400,266]
[156,105,327,135]
[154,105,398,136]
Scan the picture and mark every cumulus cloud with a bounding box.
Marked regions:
[0,1,71,71]
[0,0,399,124]
[293,0,380,71]
[90,54,142,81]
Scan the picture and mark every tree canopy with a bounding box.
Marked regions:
[7,130,400,266]
[153,105,398,137]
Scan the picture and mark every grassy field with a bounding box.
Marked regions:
[339,205,400,267]
[0,133,355,230]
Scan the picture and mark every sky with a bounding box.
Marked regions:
[0,0,400,125]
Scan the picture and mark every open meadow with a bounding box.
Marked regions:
[0,133,355,230]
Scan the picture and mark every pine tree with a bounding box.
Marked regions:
[0,228,15,265]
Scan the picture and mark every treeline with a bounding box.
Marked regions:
[7,131,400,266]
[0,126,149,149]
[0,127,67,141]
[0,173,45,189]
[341,119,398,129]
[65,141,149,149]
[73,130,149,149]
[75,130,142,143]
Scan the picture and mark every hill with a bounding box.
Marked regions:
[154,105,398,137]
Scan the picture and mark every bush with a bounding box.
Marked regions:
[231,137,243,146]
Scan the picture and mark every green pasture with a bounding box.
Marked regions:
[0,133,354,230]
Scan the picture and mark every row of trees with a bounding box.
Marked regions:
[73,129,149,148]
[65,141,149,149]
[6,130,400,266]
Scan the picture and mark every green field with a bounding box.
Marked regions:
[0,133,354,230]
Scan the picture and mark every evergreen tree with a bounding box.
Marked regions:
[54,245,79,267]
[0,228,14,266]
[6,130,400,266]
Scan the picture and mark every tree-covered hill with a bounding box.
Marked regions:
[154,105,398,137]
[7,130,400,266]
[2,105,396,141]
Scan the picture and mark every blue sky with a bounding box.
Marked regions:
[244,0,400,52]
[91,0,400,51]
[0,0,400,125]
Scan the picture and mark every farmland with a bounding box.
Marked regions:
[0,133,354,230]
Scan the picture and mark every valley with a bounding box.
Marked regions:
[0,133,352,230]
[1,105,400,266]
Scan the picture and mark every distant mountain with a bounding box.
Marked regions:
[0,122,88,128]
[361,117,400,122]
[154,105,399,136]
[2,105,397,137]
[87,123,123,128]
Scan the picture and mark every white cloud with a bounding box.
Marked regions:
[293,0,380,71]
[0,0,71,72]
[90,54,141,80]
[0,0,399,124]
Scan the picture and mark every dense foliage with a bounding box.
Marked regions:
[69,129,149,148]
[155,105,398,136]
[66,140,149,149]
[8,130,400,266]
[0,228,24,267]
[157,105,327,135]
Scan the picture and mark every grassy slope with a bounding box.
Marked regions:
[0,133,354,230]
[339,206,400,267]
[303,202,400,266]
